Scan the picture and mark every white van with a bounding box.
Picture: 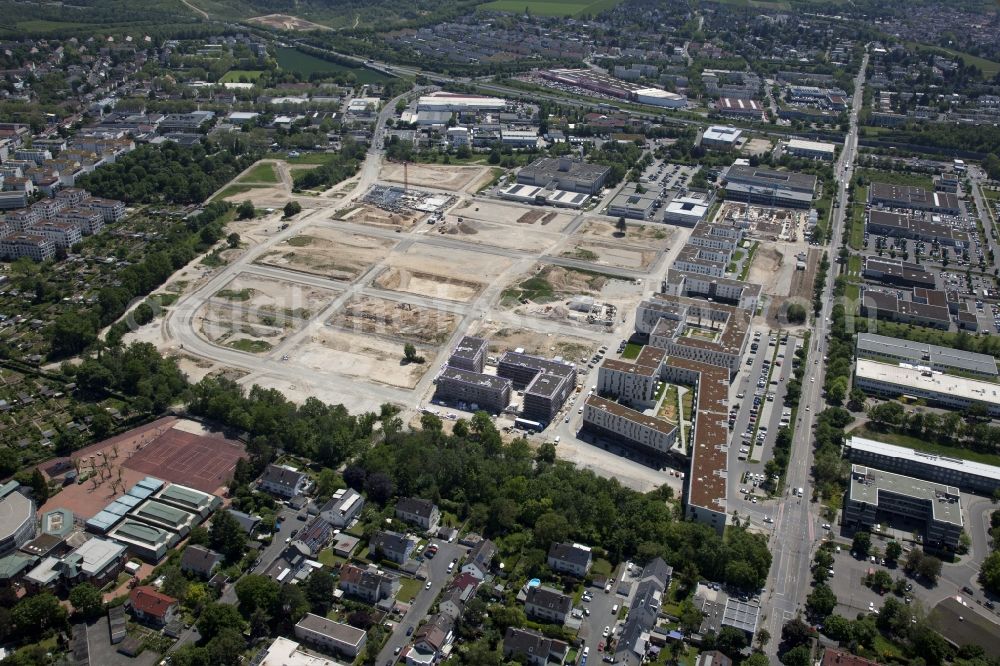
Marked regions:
[612,604,619,615]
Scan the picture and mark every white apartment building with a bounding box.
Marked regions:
[583,395,678,456]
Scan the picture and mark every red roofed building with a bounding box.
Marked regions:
[128,585,179,627]
[822,647,881,666]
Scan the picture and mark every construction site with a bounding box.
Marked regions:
[717,201,813,242]
[558,238,658,270]
[379,162,495,192]
[255,226,395,280]
[373,244,513,302]
[328,295,461,345]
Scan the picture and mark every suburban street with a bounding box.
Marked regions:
[762,53,869,656]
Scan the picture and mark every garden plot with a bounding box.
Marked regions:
[290,328,432,389]
[255,227,395,281]
[449,199,575,232]
[328,295,460,345]
[196,302,288,354]
[379,162,490,192]
[559,239,657,270]
[210,272,339,320]
[373,245,512,302]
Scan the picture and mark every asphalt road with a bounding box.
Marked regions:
[762,53,869,658]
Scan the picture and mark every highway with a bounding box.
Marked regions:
[762,53,868,656]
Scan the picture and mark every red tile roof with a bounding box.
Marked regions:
[129,586,177,619]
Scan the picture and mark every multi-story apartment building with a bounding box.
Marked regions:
[435,367,512,414]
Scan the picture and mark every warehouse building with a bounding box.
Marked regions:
[517,157,611,195]
[856,333,998,378]
[784,138,836,160]
[862,257,936,289]
[853,358,1000,417]
[582,395,678,459]
[844,465,963,550]
[859,288,951,330]
[865,210,968,248]
[869,182,960,216]
[723,165,817,209]
[435,367,512,414]
[700,126,743,150]
[845,436,1000,496]
[416,93,506,113]
[715,98,764,120]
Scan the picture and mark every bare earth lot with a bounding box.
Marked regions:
[450,199,575,232]
[578,219,675,248]
[256,226,395,280]
[380,163,490,192]
[335,203,425,229]
[196,301,287,353]
[473,320,597,361]
[290,327,431,389]
[435,217,563,252]
[329,295,460,345]
[373,244,513,302]
[560,239,656,270]
[211,272,339,320]
[247,14,331,30]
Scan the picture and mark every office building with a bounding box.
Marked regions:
[723,165,817,209]
[608,183,658,220]
[859,287,951,330]
[869,182,960,216]
[844,465,964,550]
[701,126,743,149]
[854,358,1000,417]
[845,436,1000,495]
[435,366,512,414]
[516,157,611,195]
[866,210,968,248]
[856,333,998,378]
[663,195,709,227]
[863,256,936,289]
[784,138,836,160]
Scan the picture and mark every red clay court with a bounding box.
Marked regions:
[125,427,246,495]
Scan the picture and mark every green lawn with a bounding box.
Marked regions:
[220,69,265,83]
[851,425,1000,467]
[397,576,424,603]
[847,254,862,277]
[240,162,279,183]
[622,342,643,360]
[213,183,260,200]
[738,242,758,281]
[849,185,868,251]
[275,47,390,83]
[856,168,933,189]
[906,42,1000,79]
[227,339,272,353]
[478,0,621,16]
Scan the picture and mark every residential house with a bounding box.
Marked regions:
[615,557,673,666]
[294,613,367,660]
[696,651,733,666]
[406,613,454,666]
[394,497,441,533]
[319,488,364,528]
[439,572,480,620]
[179,545,222,579]
[547,542,593,577]
[338,563,399,605]
[259,464,310,499]
[461,539,496,580]
[128,586,179,627]
[503,627,569,666]
[524,586,572,624]
[370,530,413,565]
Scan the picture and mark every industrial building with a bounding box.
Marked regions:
[607,183,658,220]
[516,157,611,195]
[844,465,964,550]
[862,256,936,289]
[701,126,743,150]
[497,352,575,424]
[865,210,968,248]
[869,182,961,216]
[663,195,709,227]
[715,98,765,120]
[582,395,678,458]
[447,336,488,373]
[538,68,686,108]
[722,165,817,209]
[853,358,1000,417]
[435,366,512,414]
[845,436,1000,496]
[859,288,951,330]
[0,484,36,557]
[784,138,836,160]
[855,333,998,378]
[415,93,506,113]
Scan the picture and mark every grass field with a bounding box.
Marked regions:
[848,185,868,251]
[907,42,1000,79]
[220,69,265,83]
[622,342,643,360]
[275,47,390,83]
[856,168,933,189]
[478,0,621,17]
[213,184,261,200]
[240,162,279,183]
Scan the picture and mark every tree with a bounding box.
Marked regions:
[11,593,67,638]
[283,201,301,218]
[305,569,336,615]
[69,583,104,619]
[805,583,837,619]
[755,628,771,651]
[781,645,812,666]
[237,200,255,219]
[716,625,749,658]
[209,511,247,562]
[206,627,246,666]
[617,216,627,234]
[161,564,189,599]
[781,617,813,647]
[868,569,893,593]
[678,598,704,634]
[742,654,770,666]
[885,540,902,563]
[403,343,424,364]
[786,303,807,324]
[197,602,246,640]
[917,554,943,583]
[315,468,343,500]
[227,232,241,248]
[852,531,871,556]
[235,574,281,618]
[981,550,1000,594]
[536,441,556,464]
[904,547,924,575]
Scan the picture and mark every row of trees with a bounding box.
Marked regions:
[293,140,366,191]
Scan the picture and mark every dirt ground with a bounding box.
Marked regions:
[226,210,289,248]
[335,203,425,229]
[560,239,657,270]
[741,138,773,156]
[290,327,431,389]
[197,301,290,353]
[373,244,512,302]
[502,264,613,309]
[748,245,786,296]
[247,14,331,30]
[212,272,339,319]
[435,217,563,252]
[256,226,395,280]
[472,321,597,361]
[379,163,490,192]
[450,199,575,232]
[329,295,460,345]
[577,219,675,249]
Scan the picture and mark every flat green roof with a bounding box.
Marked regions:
[134,501,194,527]
[112,520,170,546]
[158,485,213,508]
